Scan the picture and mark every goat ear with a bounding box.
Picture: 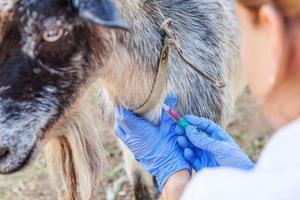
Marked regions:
[71,0,128,30]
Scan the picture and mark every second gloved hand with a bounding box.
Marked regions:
[115,96,190,191]
[176,115,254,171]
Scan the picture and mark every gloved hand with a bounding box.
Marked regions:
[114,96,191,191]
[176,115,254,171]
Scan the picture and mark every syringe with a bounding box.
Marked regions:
[162,104,190,129]
[162,103,210,137]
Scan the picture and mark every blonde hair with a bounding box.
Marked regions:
[237,0,300,18]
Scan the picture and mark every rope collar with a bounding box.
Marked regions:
[134,19,225,115]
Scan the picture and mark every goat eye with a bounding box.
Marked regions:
[43,28,64,43]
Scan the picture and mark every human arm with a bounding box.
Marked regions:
[162,170,190,200]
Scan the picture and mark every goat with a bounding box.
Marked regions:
[0,0,246,199]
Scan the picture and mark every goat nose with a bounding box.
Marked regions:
[0,147,9,160]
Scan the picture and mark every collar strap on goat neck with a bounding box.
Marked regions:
[134,19,226,115]
[133,22,170,115]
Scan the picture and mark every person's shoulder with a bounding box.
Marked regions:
[256,118,300,169]
[181,167,300,200]
[273,117,300,143]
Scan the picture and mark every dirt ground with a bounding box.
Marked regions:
[0,89,273,200]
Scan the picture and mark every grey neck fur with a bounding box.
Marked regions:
[98,0,242,126]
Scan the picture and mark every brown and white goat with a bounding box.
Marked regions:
[0,0,246,199]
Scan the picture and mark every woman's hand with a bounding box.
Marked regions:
[114,96,191,191]
[176,116,254,171]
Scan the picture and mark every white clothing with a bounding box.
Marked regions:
[181,118,300,200]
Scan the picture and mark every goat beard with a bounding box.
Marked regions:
[45,88,107,200]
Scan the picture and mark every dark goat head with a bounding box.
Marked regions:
[0,0,126,174]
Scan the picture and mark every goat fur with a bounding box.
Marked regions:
[48,0,246,199]
[1,0,246,199]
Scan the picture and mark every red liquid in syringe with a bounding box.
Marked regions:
[162,104,181,122]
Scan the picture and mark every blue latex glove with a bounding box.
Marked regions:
[114,96,191,191]
[176,115,254,171]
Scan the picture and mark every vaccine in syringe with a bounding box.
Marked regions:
[162,103,210,137]
[162,104,190,128]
